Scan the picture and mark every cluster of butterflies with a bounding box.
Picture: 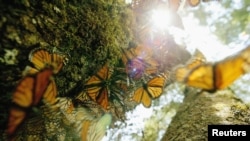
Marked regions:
[5,48,112,141]
[174,46,250,92]
[5,0,233,140]
[74,44,170,113]
[5,43,170,140]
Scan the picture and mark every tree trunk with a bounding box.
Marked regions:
[161,88,250,141]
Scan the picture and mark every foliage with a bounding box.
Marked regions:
[191,0,250,44]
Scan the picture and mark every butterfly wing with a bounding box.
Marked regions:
[141,90,151,107]
[186,49,206,70]
[7,106,27,139]
[33,68,53,105]
[43,79,57,105]
[96,87,109,109]
[215,48,249,89]
[7,68,53,138]
[29,49,51,70]
[81,120,91,141]
[175,66,191,83]
[185,64,214,90]
[133,86,151,108]
[187,0,201,7]
[22,66,39,76]
[180,47,250,91]
[12,77,34,108]
[29,48,65,74]
[87,114,112,141]
[175,49,206,83]
[85,68,105,97]
[147,75,166,98]
[86,64,111,109]
[51,52,65,73]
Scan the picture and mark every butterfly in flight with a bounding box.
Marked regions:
[175,49,206,83]
[176,46,250,91]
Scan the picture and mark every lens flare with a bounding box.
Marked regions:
[151,9,171,30]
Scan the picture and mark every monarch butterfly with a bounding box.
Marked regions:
[121,45,153,66]
[187,0,220,7]
[25,48,65,75]
[186,49,206,70]
[133,73,167,107]
[168,0,199,11]
[85,64,112,109]
[181,46,250,91]
[187,0,201,7]
[7,68,54,139]
[175,49,206,82]
[75,91,92,102]
[122,45,159,80]
[26,47,64,111]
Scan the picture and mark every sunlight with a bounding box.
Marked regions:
[151,9,171,30]
[103,1,250,141]
[125,0,132,4]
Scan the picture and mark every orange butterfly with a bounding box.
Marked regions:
[7,48,65,139]
[168,0,219,10]
[121,45,153,66]
[42,79,58,105]
[7,68,54,139]
[22,48,65,106]
[84,64,112,109]
[168,0,199,11]
[187,0,201,7]
[121,45,159,80]
[175,49,206,82]
[133,73,168,107]
[187,0,220,7]
[24,48,65,75]
[178,46,250,91]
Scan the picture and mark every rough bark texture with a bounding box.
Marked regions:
[161,88,250,141]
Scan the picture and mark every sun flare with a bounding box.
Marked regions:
[151,9,171,30]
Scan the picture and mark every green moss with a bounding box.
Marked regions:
[0,0,135,131]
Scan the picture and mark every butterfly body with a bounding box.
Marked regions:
[84,64,112,109]
[133,73,167,107]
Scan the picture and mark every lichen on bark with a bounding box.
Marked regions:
[161,89,250,141]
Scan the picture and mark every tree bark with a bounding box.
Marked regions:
[161,88,250,141]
